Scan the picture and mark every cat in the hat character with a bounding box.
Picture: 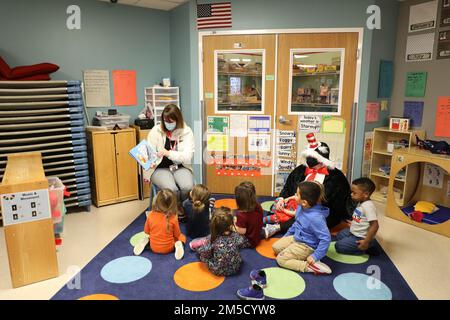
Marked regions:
[273,133,353,231]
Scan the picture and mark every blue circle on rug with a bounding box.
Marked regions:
[101,256,152,284]
[333,272,392,300]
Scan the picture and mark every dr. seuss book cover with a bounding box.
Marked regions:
[129,140,158,171]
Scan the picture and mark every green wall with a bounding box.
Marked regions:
[0,0,171,122]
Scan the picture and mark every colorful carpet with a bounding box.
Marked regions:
[52,195,417,300]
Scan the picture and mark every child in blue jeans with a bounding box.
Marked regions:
[335,177,379,255]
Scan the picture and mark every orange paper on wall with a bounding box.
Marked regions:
[435,96,450,137]
[112,70,137,106]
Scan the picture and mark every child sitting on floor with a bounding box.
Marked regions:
[234,181,264,248]
[133,189,185,260]
[335,177,378,255]
[182,184,215,239]
[272,181,332,275]
[191,207,247,276]
[262,195,298,238]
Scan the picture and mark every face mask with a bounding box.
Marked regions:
[306,156,319,168]
[164,121,176,131]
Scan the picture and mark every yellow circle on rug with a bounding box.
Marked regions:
[174,262,225,292]
[262,267,306,299]
[78,294,119,300]
[256,238,279,259]
[261,200,274,212]
[214,198,237,210]
[326,242,369,264]
[129,231,148,247]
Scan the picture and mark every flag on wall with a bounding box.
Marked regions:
[197,2,232,29]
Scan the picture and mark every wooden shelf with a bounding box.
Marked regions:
[373,150,393,156]
[370,171,405,182]
[291,103,338,107]
[218,72,262,76]
[292,71,340,76]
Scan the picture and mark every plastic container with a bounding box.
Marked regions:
[48,177,66,245]
[94,113,130,129]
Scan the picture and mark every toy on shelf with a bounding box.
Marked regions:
[416,135,450,155]
[48,177,68,246]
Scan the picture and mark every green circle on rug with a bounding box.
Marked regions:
[326,242,369,264]
[262,267,305,299]
[130,232,147,247]
[261,200,274,212]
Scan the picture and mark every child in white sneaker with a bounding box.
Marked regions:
[262,195,298,238]
[272,181,332,275]
[133,189,185,260]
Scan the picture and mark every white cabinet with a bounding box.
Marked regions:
[144,87,180,126]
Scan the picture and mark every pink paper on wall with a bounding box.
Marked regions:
[112,70,137,106]
[435,96,450,137]
[365,102,380,122]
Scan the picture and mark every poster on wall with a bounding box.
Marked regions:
[362,131,374,177]
[229,114,247,137]
[378,60,394,98]
[405,72,427,97]
[248,134,271,152]
[83,70,111,107]
[112,70,137,106]
[322,116,345,133]
[437,31,450,60]
[408,0,438,32]
[365,103,380,123]
[405,33,434,62]
[298,115,322,132]
[248,115,271,133]
[440,0,450,27]
[277,159,296,172]
[207,116,229,134]
[381,100,389,111]
[403,101,424,127]
[435,96,450,137]
[423,163,444,189]
[207,134,229,152]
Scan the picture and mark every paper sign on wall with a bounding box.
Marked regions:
[406,33,434,62]
[365,103,380,123]
[248,134,271,152]
[112,70,137,106]
[435,96,450,137]
[322,116,345,133]
[277,159,296,171]
[278,144,294,151]
[423,163,444,188]
[378,60,394,98]
[277,136,296,144]
[441,0,450,28]
[403,101,424,127]
[409,0,438,32]
[207,134,229,152]
[299,115,322,132]
[207,116,229,134]
[405,72,427,97]
[248,115,271,133]
[230,114,247,137]
[438,30,450,60]
[362,131,374,177]
[83,70,111,107]
[381,100,389,111]
[277,150,294,158]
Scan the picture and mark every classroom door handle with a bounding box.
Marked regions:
[279,116,292,125]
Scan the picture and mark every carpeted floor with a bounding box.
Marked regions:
[52,195,417,300]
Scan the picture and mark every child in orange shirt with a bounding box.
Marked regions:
[134,189,186,259]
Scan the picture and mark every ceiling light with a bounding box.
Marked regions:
[230,58,240,62]
[294,55,309,59]
[297,64,316,68]
[242,58,252,62]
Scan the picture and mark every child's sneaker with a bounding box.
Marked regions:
[306,261,332,275]
[236,284,265,300]
[189,237,208,251]
[174,240,184,260]
[250,269,267,288]
[263,223,280,239]
[133,236,149,256]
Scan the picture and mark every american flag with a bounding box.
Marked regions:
[197,2,232,30]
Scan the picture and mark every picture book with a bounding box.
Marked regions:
[129,139,158,171]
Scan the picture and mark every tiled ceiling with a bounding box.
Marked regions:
[98,0,189,11]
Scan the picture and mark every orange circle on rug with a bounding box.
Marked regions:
[256,238,279,260]
[214,198,237,210]
[174,262,225,292]
[78,294,119,300]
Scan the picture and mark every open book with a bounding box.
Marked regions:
[129,139,158,171]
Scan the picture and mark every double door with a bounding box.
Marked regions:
[203,32,359,196]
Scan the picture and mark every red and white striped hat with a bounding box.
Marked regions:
[301,133,334,168]
[306,133,319,149]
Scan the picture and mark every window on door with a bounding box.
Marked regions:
[215,50,265,113]
[289,49,344,115]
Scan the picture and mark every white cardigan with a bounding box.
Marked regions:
[143,123,195,181]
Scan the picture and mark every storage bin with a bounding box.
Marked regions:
[48,177,66,244]
[94,113,130,129]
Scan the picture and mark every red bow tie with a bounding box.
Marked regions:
[305,166,329,181]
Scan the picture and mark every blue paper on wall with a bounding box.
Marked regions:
[403,101,424,127]
[378,60,394,98]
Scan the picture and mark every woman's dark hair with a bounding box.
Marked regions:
[297,181,325,207]
[210,206,233,243]
[235,181,257,212]
[160,104,184,132]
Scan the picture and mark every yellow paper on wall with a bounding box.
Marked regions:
[207,134,229,152]
[322,116,345,134]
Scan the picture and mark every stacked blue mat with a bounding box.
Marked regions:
[0,80,91,212]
